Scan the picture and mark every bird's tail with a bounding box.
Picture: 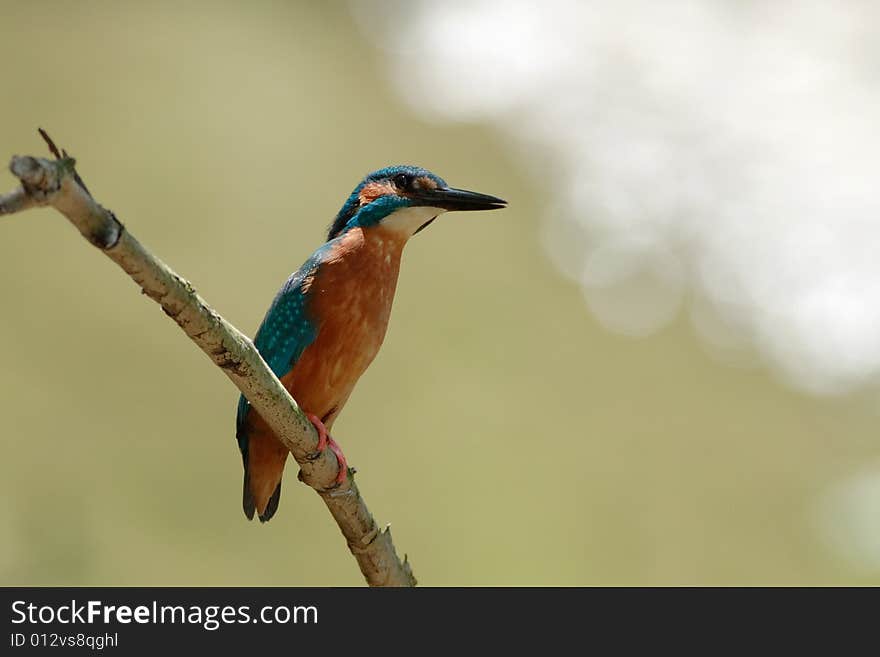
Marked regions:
[242,473,282,523]
[241,429,288,523]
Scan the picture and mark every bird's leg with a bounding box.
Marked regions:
[307,414,348,485]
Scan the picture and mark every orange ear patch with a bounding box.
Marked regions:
[358,181,396,205]
[412,176,438,191]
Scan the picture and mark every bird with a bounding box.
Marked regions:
[236,165,506,522]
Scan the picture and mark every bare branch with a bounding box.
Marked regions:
[0,134,416,587]
[38,127,63,159]
[0,186,36,214]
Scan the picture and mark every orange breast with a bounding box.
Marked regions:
[280,225,406,429]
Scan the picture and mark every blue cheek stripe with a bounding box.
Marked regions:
[343,195,410,234]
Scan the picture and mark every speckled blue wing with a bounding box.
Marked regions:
[235,252,323,455]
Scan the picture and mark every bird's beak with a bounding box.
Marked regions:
[412,187,507,212]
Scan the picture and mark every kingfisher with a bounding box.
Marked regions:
[236,165,506,522]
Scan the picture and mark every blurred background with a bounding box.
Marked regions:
[1,0,879,585]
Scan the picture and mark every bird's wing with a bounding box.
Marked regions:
[235,256,322,453]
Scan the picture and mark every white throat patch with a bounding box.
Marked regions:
[380,205,447,237]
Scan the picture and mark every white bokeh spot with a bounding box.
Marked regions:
[353,0,880,394]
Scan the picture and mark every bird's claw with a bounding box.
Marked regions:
[308,413,329,452]
[307,414,348,485]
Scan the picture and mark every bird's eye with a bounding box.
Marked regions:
[393,173,411,189]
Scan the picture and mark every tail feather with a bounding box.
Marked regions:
[242,469,256,521]
[260,482,282,523]
[243,469,281,522]
[239,424,288,523]
[241,463,286,522]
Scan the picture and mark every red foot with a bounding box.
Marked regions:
[307,414,348,485]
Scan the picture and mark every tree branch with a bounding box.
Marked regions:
[0,135,416,587]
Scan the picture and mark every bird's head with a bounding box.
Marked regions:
[327,165,506,241]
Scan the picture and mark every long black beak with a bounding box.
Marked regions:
[412,187,507,211]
